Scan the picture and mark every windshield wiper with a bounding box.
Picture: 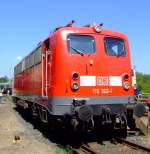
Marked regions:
[70,46,84,56]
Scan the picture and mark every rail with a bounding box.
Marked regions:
[116,137,150,153]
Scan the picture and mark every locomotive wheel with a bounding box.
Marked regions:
[127,107,136,130]
[115,127,127,138]
[127,115,136,130]
[121,127,127,138]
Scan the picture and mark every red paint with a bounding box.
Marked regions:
[14,26,134,99]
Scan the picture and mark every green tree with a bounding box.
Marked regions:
[136,72,150,93]
[0,76,9,83]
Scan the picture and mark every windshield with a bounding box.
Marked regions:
[104,37,126,56]
[67,35,96,55]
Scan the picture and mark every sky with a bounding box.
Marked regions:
[0,0,150,77]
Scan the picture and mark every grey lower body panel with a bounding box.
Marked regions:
[14,95,134,116]
[48,96,134,115]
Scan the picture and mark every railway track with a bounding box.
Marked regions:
[116,137,150,153]
[72,136,150,154]
[73,143,100,154]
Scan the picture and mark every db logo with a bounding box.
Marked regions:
[97,77,109,86]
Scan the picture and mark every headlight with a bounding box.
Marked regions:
[123,73,129,81]
[94,25,102,32]
[124,82,130,90]
[71,82,79,91]
[94,23,103,32]
[72,72,79,80]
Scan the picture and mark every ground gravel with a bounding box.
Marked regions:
[0,97,60,154]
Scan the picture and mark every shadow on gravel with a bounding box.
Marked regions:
[0,96,9,104]
[0,96,3,103]
[14,106,112,148]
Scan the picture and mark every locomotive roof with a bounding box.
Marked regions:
[49,26,128,40]
[15,25,128,68]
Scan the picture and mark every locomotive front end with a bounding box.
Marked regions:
[50,24,134,137]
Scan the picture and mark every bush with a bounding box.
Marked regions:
[136,72,150,93]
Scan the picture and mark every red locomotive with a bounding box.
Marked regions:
[13,21,134,138]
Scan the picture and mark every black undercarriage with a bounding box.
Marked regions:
[13,97,128,138]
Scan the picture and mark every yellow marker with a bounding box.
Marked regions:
[12,139,17,144]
